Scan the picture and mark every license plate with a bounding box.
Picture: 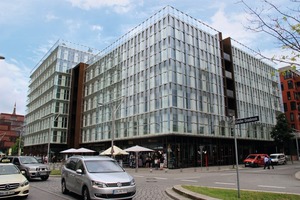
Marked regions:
[113,189,127,194]
[40,171,47,175]
[0,190,14,196]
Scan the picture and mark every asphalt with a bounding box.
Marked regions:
[122,161,300,200]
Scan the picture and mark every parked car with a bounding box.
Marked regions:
[270,153,286,165]
[0,156,51,181]
[61,155,136,200]
[243,154,269,167]
[0,160,29,199]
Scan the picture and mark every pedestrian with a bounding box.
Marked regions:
[263,156,269,169]
[268,156,274,169]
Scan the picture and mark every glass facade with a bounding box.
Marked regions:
[82,6,281,145]
[24,40,95,155]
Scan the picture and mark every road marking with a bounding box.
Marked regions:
[181,179,198,183]
[153,177,167,180]
[215,182,235,185]
[258,185,286,189]
[220,173,235,176]
[134,175,144,177]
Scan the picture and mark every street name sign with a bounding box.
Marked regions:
[235,116,259,125]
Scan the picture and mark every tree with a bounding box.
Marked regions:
[10,137,22,156]
[270,113,294,152]
[240,0,300,67]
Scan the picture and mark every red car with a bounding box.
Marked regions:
[243,154,268,167]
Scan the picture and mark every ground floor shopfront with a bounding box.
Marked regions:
[86,135,275,169]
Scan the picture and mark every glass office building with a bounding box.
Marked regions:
[24,40,96,157]
[81,6,281,168]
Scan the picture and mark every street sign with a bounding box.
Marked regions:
[235,116,259,124]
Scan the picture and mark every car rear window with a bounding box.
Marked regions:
[85,160,124,173]
[246,155,256,159]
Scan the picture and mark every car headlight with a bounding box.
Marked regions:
[20,180,29,187]
[91,180,108,188]
[130,178,135,186]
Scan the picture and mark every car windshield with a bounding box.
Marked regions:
[0,165,20,175]
[20,157,39,164]
[270,155,277,159]
[85,160,124,173]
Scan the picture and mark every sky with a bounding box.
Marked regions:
[0,0,291,115]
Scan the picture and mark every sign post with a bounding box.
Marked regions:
[231,115,259,199]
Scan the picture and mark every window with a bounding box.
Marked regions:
[287,91,291,100]
[290,113,295,122]
[291,101,296,110]
[288,80,294,89]
[284,103,288,112]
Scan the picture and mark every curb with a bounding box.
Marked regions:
[166,185,221,200]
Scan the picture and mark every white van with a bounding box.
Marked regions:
[270,153,286,165]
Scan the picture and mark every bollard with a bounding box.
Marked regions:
[150,168,152,173]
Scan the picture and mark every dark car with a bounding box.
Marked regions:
[0,156,51,181]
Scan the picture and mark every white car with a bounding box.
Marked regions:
[270,153,287,165]
[61,156,136,200]
[0,162,29,199]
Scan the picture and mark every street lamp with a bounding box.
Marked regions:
[97,96,124,157]
[292,129,300,160]
[229,115,241,199]
[41,113,60,163]
[16,126,25,156]
[0,56,4,60]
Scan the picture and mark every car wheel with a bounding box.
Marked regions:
[82,186,90,200]
[41,175,49,181]
[61,179,69,194]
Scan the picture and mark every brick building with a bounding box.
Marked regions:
[0,104,24,155]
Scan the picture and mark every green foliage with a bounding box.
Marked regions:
[183,185,300,200]
[50,169,61,175]
[11,138,22,155]
[270,113,294,151]
[241,0,300,67]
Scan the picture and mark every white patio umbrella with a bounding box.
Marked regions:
[100,145,129,156]
[124,145,153,172]
[76,147,96,153]
[124,145,153,152]
[60,148,77,153]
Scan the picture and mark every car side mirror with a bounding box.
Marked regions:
[76,169,83,174]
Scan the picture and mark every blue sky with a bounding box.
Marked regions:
[0,0,289,115]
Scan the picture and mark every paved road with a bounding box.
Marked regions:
[29,161,300,200]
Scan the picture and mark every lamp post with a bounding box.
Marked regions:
[98,96,124,157]
[16,126,25,156]
[292,129,300,160]
[229,115,240,199]
[41,113,60,163]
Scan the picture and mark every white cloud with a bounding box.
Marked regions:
[91,25,103,31]
[66,0,135,13]
[0,60,30,115]
[209,4,260,47]
[45,13,59,22]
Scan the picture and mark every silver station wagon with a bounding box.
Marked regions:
[61,156,136,200]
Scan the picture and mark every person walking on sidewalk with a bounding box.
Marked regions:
[268,156,274,169]
[263,156,269,169]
